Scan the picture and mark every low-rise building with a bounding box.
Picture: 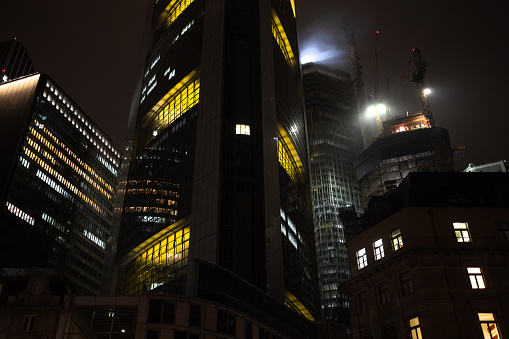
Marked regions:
[341,172,509,338]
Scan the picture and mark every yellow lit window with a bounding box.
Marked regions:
[467,267,486,289]
[409,317,423,339]
[478,313,501,339]
[271,10,296,71]
[453,222,472,242]
[391,229,403,251]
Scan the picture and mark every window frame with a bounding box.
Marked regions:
[478,312,501,339]
[453,222,472,242]
[22,315,37,332]
[409,317,423,339]
[356,248,368,269]
[373,238,385,260]
[467,267,486,289]
[390,229,403,251]
[400,271,413,296]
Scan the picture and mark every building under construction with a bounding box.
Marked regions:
[354,111,454,207]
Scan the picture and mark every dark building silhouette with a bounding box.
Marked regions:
[113,0,321,333]
[341,172,509,338]
[303,62,364,325]
[0,38,35,83]
[0,74,121,295]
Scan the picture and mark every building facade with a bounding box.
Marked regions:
[116,0,320,324]
[303,62,364,324]
[0,74,120,295]
[341,172,509,338]
[355,112,454,207]
[0,38,35,83]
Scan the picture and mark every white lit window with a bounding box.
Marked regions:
[453,222,472,242]
[235,124,250,135]
[356,248,368,269]
[373,238,385,260]
[478,313,501,339]
[409,317,422,339]
[391,229,403,251]
[467,267,486,289]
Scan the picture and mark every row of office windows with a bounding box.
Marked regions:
[29,122,115,197]
[43,81,120,165]
[356,222,509,270]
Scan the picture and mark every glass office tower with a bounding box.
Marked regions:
[0,74,120,295]
[116,0,320,323]
[303,62,364,325]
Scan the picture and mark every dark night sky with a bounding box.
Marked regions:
[1,1,508,170]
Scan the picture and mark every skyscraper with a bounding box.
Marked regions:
[0,73,121,295]
[115,0,320,326]
[303,62,364,325]
[0,38,35,83]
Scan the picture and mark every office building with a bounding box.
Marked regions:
[303,62,364,324]
[0,73,121,295]
[341,172,509,338]
[115,0,321,331]
[355,112,454,207]
[0,38,35,83]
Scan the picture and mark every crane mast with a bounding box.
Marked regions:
[344,20,372,147]
[403,48,451,171]
[372,31,383,135]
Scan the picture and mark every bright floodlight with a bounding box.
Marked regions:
[376,104,386,113]
[366,106,377,117]
[423,88,431,95]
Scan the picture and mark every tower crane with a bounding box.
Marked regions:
[401,48,451,171]
[344,19,372,147]
[367,31,385,135]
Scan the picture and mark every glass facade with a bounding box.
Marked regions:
[117,0,320,322]
[0,74,120,295]
[303,63,364,325]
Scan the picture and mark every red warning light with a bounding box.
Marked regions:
[14,37,17,40]
[376,30,379,34]
[1,69,5,73]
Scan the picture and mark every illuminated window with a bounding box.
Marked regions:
[373,238,385,260]
[453,222,472,242]
[391,229,403,251]
[271,9,296,71]
[409,317,422,339]
[478,313,501,339]
[235,124,250,135]
[161,0,195,30]
[467,267,486,289]
[356,248,368,269]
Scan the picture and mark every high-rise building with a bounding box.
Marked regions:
[303,62,364,325]
[355,112,454,207]
[115,0,320,330]
[0,73,121,295]
[0,38,35,83]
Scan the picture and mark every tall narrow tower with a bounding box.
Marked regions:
[303,62,364,325]
[116,0,320,322]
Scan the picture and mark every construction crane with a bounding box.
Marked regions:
[402,49,435,128]
[402,48,451,171]
[367,31,384,135]
[344,19,372,147]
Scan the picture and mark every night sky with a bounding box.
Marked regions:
[1,1,507,170]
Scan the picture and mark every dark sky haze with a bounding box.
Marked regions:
[1,0,508,170]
